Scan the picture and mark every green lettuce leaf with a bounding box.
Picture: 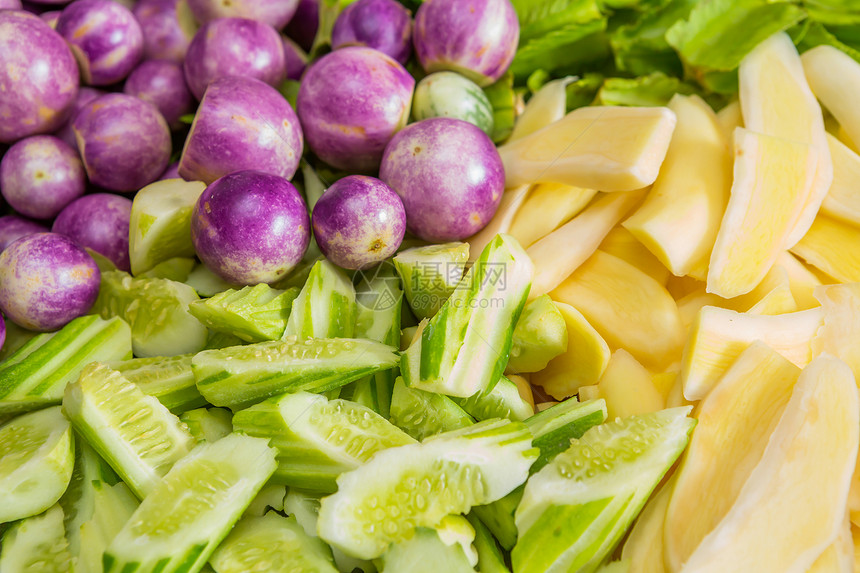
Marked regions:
[610,0,698,76]
[595,72,699,106]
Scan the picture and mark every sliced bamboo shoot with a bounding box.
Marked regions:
[466,184,531,262]
[791,214,860,284]
[806,514,853,573]
[508,77,573,142]
[821,133,860,227]
[716,100,743,138]
[508,183,597,248]
[621,480,674,573]
[776,251,825,311]
[802,45,860,156]
[596,349,664,420]
[598,226,670,286]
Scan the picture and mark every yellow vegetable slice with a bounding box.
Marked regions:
[675,289,721,331]
[802,45,860,156]
[665,342,800,571]
[679,355,859,573]
[530,302,610,400]
[807,514,853,573]
[680,305,823,401]
[776,251,825,311]
[821,133,860,227]
[498,106,677,191]
[623,94,731,281]
[507,183,597,248]
[595,350,664,421]
[707,128,818,298]
[551,250,684,370]
[527,190,645,299]
[715,99,742,138]
[598,227,670,286]
[620,480,674,573]
[508,77,573,142]
[791,214,860,284]
[739,32,832,247]
[466,184,531,262]
[725,264,797,316]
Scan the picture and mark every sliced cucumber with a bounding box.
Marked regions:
[512,407,695,573]
[203,330,246,350]
[103,433,277,573]
[435,514,478,567]
[466,512,510,573]
[0,315,132,415]
[393,242,470,320]
[470,489,521,551]
[138,256,197,282]
[379,527,475,573]
[0,504,72,573]
[93,270,208,358]
[185,263,239,298]
[283,259,357,339]
[129,178,206,276]
[110,353,206,414]
[401,234,534,397]
[180,407,233,444]
[389,377,474,441]
[318,419,537,559]
[188,284,301,342]
[506,294,568,374]
[0,407,74,523]
[192,336,400,410]
[243,483,287,518]
[209,513,338,573]
[0,320,38,362]
[76,480,139,573]
[232,391,415,492]
[454,375,534,423]
[62,362,194,499]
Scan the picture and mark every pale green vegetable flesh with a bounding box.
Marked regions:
[0,504,72,573]
[0,315,132,415]
[76,480,139,572]
[188,284,300,342]
[379,527,476,573]
[109,353,206,414]
[389,377,475,441]
[393,242,469,320]
[506,294,568,374]
[0,406,74,524]
[180,407,233,444]
[283,259,357,339]
[454,375,535,422]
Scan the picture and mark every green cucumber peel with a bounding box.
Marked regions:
[188,284,300,342]
[393,242,469,320]
[0,315,132,415]
[283,259,357,340]
[192,336,400,410]
[109,353,206,414]
[401,234,533,398]
[379,527,475,573]
[180,407,233,444]
[389,377,475,441]
[76,480,139,572]
[506,294,568,374]
[466,512,511,573]
[0,504,73,573]
[454,375,535,422]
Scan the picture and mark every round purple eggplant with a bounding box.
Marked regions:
[191,170,310,285]
[133,0,197,63]
[297,47,413,173]
[332,0,412,65]
[179,76,302,184]
[54,86,105,150]
[159,161,183,180]
[40,10,61,27]
[413,0,518,87]
[124,60,194,130]
[73,93,172,192]
[312,175,406,270]
[0,135,86,220]
[186,0,299,30]
[0,0,22,10]
[0,11,79,144]
[52,193,132,271]
[184,17,287,101]
[0,215,49,252]
[380,117,503,242]
[57,0,144,86]
[282,36,308,81]
[0,232,100,331]
[284,0,317,52]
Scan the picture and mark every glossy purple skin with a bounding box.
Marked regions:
[0,11,79,144]
[57,0,144,86]
[0,215,49,252]
[284,0,317,52]
[380,118,504,242]
[0,0,22,9]
[179,76,302,184]
[312,175,406,270]
[332,0,412,65]
[184,17,287,100]
[52,193,132,271]
[159,161,183,180]
[73,93,172,192]
[282,36,307,81]
[413,0,518,87]
[0,135,85,219]
[40,10,60,27]
[0,232,100,331]
[124,60,194,130]
[191,170,310,285]
[187,0,299,30]
[54,86,105,150]
[133,0,195,63]
[297,47,414,173]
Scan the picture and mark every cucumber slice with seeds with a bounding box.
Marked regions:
[283,259,357,339]
[0,406,74,523]
[180,407,233,444]
[76,480,139,572]
[393,242,470,320]
[389,377,474,441]
[379,527,475,573]
[0,315,132,415]
[209,513,338,573]
[0,504,72,573]
[466,512,510,573]
[188,284,300,342]
[454,375,534,422]
[192,336,400,410]
[103,433,277,573]
[233,391,415,491]
[93,270,208,358]
[109,353,206,413]
[62,362,194,499]
[318,419,537,559]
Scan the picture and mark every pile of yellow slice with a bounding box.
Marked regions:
[478,31,860,571]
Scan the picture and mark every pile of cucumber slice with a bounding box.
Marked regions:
[0,234,695,572]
